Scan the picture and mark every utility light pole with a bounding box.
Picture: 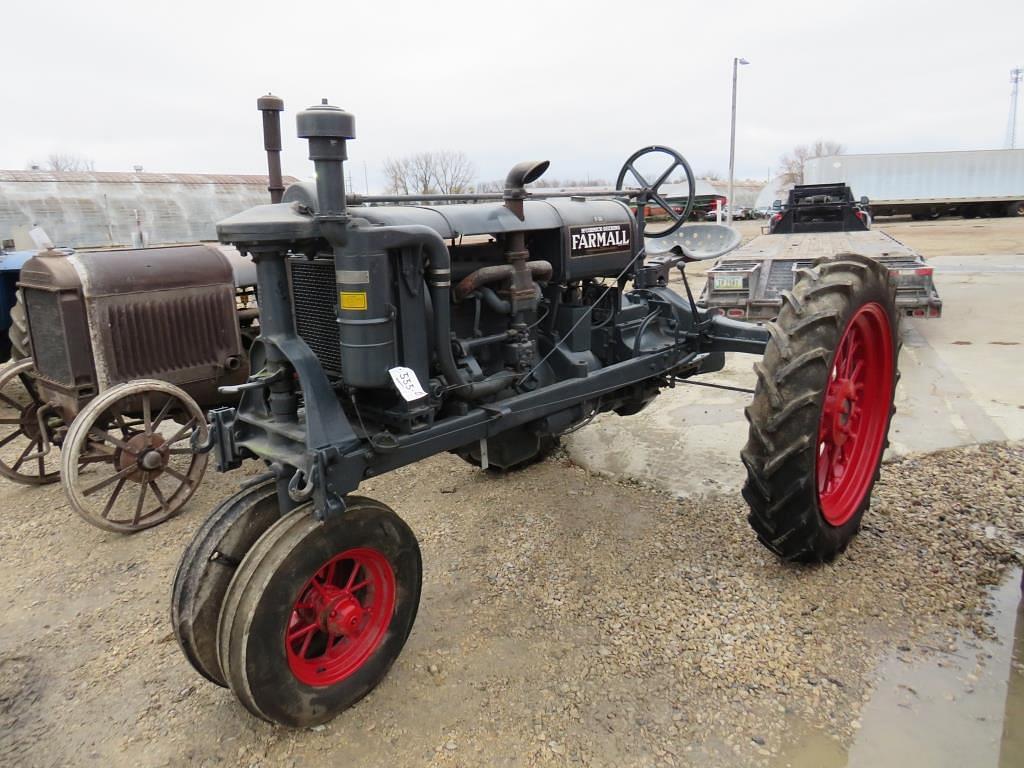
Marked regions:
[1008,66,1022,149]
[727,57,750,225]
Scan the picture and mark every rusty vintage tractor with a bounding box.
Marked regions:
[0,244,256,531]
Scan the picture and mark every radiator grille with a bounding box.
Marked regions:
[103,289,236,381]
[25,289,73,385]
[290,259,342,377]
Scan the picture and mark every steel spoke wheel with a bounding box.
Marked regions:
[61,380,209,532]
[171,476,281,686]
[215,496,422,727]
[0,360,64,485]
[285,547,396,686]
[816,303,894,526]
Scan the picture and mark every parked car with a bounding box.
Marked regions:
[705,206,751,221]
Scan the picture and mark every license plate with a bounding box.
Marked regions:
[713,275,746,291]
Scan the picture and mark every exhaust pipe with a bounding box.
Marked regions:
[257,93,285,204]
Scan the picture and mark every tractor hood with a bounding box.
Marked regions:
[217,182,633,246]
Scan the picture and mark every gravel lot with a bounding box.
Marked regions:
[1,438,1021,767]
[2,216,1022,767]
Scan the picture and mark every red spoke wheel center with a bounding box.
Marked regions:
[817,302,893,527]
[285,547,395,687]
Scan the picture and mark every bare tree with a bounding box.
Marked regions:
[777,140,844,186]
[382,157,414,195]
[383,154,436,195]
[408,153,437,195]
[475,179,504,193]
[432,151,475,195]
[382,151,475,196]
[42,152,96,172]
[699,170,723,181]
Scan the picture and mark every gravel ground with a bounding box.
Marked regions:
[1,440,1022,767]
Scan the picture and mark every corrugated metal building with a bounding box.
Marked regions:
[0,170,299,249]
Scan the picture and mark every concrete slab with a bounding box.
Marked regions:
[565,249,1024,498]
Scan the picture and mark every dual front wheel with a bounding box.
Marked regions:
[172,488,422,727]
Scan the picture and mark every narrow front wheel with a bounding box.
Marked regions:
[171,477,281,686]
[216,497,422,726]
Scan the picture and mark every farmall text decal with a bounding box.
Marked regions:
[569,223,631,257]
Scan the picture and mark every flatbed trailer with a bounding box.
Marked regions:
[700,228,942,321]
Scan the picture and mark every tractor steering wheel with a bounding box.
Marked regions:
[615,145,696,238]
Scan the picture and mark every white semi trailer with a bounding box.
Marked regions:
[804,149,1024,219]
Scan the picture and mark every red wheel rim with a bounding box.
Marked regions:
[285,547,395,687]
[817,302,894,527]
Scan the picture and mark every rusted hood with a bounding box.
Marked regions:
[20,244,234,295]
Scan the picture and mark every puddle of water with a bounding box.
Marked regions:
[1000,580,1024,765]
[773,568,1024,768]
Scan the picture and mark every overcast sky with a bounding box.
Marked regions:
[3,0,1021,192]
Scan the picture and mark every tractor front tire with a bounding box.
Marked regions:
[171,476,280,686]
[741,253,899,563]
[216,497,422,726]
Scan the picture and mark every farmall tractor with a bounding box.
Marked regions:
[171,96,899,726]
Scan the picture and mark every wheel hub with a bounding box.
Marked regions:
[312,585,365,637]
[117,433,167,477]
[19,403,41,441]
[822,378,857,449]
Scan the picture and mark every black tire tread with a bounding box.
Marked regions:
[170,476,278,686]
[217,503,313,722]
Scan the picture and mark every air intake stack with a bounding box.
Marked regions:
[296,99,355,218]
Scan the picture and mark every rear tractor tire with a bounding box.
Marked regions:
[741,252,899,563]
[215,496,422,727]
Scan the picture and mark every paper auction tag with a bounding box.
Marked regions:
[388,366,428,402]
